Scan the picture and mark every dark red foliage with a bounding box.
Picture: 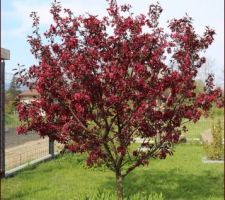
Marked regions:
[16,0,222,178]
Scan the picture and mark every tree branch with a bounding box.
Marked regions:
[122,142,164,178]
[67,102,90,132]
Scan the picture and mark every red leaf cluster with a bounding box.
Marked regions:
[16,0,223,175]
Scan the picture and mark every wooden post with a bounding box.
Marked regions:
[1,48,10,60]
[0,48,9,179]
[0,60,5,178]
[0,48,10,178]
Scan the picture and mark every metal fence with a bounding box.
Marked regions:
[0,48,64,177]
[4,115,63,177]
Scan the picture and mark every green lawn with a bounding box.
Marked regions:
[2,143,224,200]
[183,115,224,139]
[2,112,224,199]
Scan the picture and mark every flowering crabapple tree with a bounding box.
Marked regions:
[16,0,223,199]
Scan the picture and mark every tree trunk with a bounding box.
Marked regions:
[116,174,123,200]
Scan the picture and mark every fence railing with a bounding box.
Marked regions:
[2,114,64,177]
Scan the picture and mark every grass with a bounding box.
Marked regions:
[2,143,224,200]
[183,115,224,139]
[2,110,224,199]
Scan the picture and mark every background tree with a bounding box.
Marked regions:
[16,1,223,199]
[6,75,21,114]
[195,58,224,118]
[195,58,215,94]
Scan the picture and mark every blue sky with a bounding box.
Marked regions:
[2,0,224,87]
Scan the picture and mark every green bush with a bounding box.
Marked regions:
[71,191,164,200]
[5,113,20,128]
[203,119,224,160]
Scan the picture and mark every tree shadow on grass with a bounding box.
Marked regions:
[100,169,223,200]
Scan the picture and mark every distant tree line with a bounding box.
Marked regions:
[5,75,21,114]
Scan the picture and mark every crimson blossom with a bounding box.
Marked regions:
[16,0,223,199]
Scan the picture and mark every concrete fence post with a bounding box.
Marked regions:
[49,139,55,158]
